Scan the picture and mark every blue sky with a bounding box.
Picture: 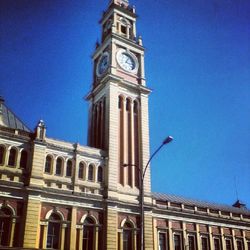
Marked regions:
[1,0,249,207]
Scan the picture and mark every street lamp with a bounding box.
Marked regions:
[124,135,173,250]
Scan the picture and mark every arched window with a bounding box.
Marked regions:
[123,221,133,250]
[55,158,63,176]
[83,217,95,250]
[8,148,17,167]
[66,160,72,177]
[97,167,103,182]
[0,146,5,165]
[0,207,12,246]
[78,162,85,179]
[46,213,61,249]
[45,155,53,174]
[20,150,28,169]
[88,164,94,181]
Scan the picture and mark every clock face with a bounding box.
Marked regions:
[116,49,138,73]
[97,52,109,77]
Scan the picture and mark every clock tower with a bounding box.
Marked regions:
[86,0,151,204]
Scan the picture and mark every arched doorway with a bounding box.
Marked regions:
[46,213,61,249]
[123,221,133,250]
[83,217,95,250]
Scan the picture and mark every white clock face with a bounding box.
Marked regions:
[97,52,109,77]
[116,49,138,73]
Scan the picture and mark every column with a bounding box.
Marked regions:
[209,226,214,250]
[242,231,248,250]
[130,101,135,188]
[9,218,16,247]
[232,229,237,250]
[168,221,173,250]
[23,199,41,248]
[182,222,187,250]
[60,224,67,250]
[123,98,128,185]
[78,226,83,250]
[42,223,48,249]
[220,228,226,250]
[196,224,201,250]
[70,207,77,250]
[133,230,137,250]
[119,230,123,250]
[94,227,99,250]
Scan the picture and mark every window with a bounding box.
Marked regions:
[20,150,28,169]
[214,238,221,250]
[225,239,232,250]
[45,156,52,174]
[237,240,243,250]
[8,148,17,166]
[88,164,94,181]
[55,158,63,175]
[46,213,61,249]
[66,160,72,177]
[201,237,209,250]
[174,234,182,250]
[97,167,103,182]
[159,232,167,250]
[83,217,95,250]
[0,207,12,246]
[0,146,5,165]
[78,162,85,179]
[188,235,196,250]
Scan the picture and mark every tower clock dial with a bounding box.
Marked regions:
[96,52,110,77]
[116,49,138,73]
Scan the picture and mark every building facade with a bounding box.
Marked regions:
[0,0,250,249]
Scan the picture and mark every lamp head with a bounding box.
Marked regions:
[163,136,173,145]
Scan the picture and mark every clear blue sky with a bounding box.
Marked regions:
[1,0,249,207]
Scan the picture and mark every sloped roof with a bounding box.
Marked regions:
[0,97,30,132]
[153,192,250,215]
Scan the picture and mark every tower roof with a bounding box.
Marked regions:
[110,0,129,7]
[0,97,31,132]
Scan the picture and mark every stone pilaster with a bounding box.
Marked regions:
[144,214,154,250]
[106,208,118,250]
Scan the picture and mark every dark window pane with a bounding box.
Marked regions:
[174,234,181,250]
[45,156,52,173]
[97,167,103,182]
[226,239,232,250]
[79,163,84,179]
[88,165,94,181]
[237,240,243,250]
[202,237,209,250]
[159,233,166,250]
[0,207,12,246]
[214,238,221,250]
[20,150,28,169]
[66,160,72,177]
[56,158,63,175]
[0,146,5,165]
[188,235,196,250]
[8,148,17,166]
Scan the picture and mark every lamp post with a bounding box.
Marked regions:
[124,135,173,250]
